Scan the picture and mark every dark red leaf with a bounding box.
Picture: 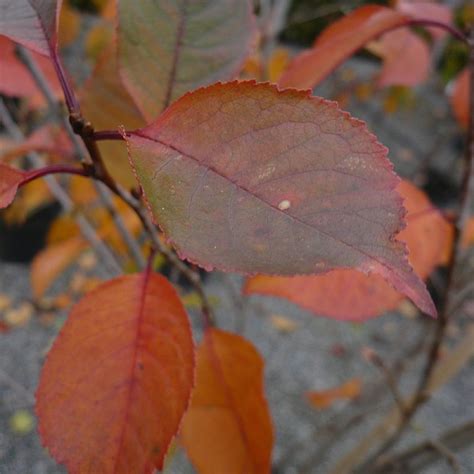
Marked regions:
[0,163,27,209]
[125,81,436,316]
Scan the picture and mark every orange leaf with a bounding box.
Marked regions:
[267,48,290,83]
[180,329,273,474]
[58,1,81,47]
[306,378,362,409]
[244,181,451,321]
[31,238,88,299]
[36,272,195,473]
[450,68,469,129]
[278,5,408,89]
[368,28,430,87]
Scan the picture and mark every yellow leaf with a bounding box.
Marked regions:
[59,2,81,47]
[267,48,290,83]
[10,410,35,435]
[270,314,298,333]
[4,303,34,327]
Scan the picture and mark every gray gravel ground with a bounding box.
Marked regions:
[1,60,473,473]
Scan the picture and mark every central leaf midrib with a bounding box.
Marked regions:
[163,0,189,110]
[132,131,404,279]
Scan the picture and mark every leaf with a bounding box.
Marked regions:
[368,28,430,87]
[0,163,27,209]
[450,68,469,129]
[180,328,273,474]
[278,5,408,89]
[117,0,256,121]
[36,272,195,473]
[0,124,73,163]
[244,180,449,321]
[396,0,452,39]
[0,0,61,56]
[270,314,298,333]
[58,1,80,47]
[2,179,53,225]
[0,37,61,107]
[31,237,88,299]
[80,45,145,186]
[306,378,362,409]
[126,81,436,316]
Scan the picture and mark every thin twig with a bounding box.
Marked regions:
[354,26,474,472]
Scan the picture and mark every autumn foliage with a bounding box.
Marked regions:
[0,0,472,473]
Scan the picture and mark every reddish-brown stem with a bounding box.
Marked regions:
[93,130,127,141]
[50,48,80,114]
[405,19,468,44]
[21,164,90,186]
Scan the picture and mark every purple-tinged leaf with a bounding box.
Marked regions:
[125,81,436,317]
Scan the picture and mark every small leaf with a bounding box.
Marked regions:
[10,409,35,435]
[270,314,298,333]
[0,37,61,107]
[117,0,256,120]
[0,0,61,56]
[36,272,195,474]
[0,163,27,209]
[126,81,436,316]
[368,28,430,88]
[306,378,362,410]
[450,68,469,129]
[180,328,274,474]
[278,5,408,89]
[31,238,88,299]
[244,181,449,320]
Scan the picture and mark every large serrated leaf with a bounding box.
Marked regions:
[125,81,436,316]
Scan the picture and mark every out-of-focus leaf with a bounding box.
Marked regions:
[117,0,256,120]
[0,125,74,163]
[368,28,430,87]
[450,68,469,129]
[4,302,34,327]
[126,81,435,316]
[180,328,273,474]
[0,0,61,56]
[267,48,290,83]
[37,272,195,473]
[270,314,298,333]
[244,181,449,320]
[306,378,362,409]
[396,0,452,39]
[80,45,144,186]
[0,37,61,107]
[0,163,27,209]
[58,1,80,47]
[278,5,408,89]
[31,237,88,299]
[2,179,53,225]
[10,410,35,435]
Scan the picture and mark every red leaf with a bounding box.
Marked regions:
[0,37,61,106]
[0,0,61,56]
[36,272,195,473]
[450,68,469,129]
[369,28,430,87]
[126,81,435,316]
[180,328,274,474]
[244,181,450,321]
[278,5,408,89]
[0,163,27,209]
[117,0,256,120]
